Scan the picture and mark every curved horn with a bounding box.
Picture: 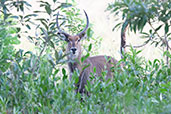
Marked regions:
[77,10,89,37]
[56,12,70,38]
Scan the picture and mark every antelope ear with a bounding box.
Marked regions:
[78,32,87,40]
[58,32,69,42]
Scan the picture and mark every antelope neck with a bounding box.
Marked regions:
[68,53,82,72]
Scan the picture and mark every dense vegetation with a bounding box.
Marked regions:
[0,0,170,113]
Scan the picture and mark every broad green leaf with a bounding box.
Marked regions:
[82,64,90,71]
[155,25,162,32]
[60,3,72,8]
[45,5,51,15]
[26,24,31,30]
[113,22,122,31]
[62,68,67,80]
[40,20,48,30]
[53,0,57,3]
[87,28,91,37]
[93,66,96,73]
[55,50,59,59]
[164,23,169,34]
[81,53,89,62]
[24,14,37,19]
[10,16,19,19]
[88,44,92,51]
[49,41,55,49]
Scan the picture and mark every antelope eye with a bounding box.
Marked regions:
[78,38,81,42]
[65,38,69,42]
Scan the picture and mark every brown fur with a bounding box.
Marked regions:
[75,55,118,94]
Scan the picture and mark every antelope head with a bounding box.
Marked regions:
[56,10,89,60]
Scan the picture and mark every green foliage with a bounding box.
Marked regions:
[0,19,20,73]
[0,0,171,114]
[107,0,170,32]
[0,48,171,113]
[107,0,170,52]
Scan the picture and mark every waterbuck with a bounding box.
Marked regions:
[56,10,118,94]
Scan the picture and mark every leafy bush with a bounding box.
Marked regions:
[107,0,171,63]
[0,18,20,73]
[0,0,171,114]
[0,47,171,113]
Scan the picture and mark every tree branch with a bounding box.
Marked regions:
[31,41,47,75]
[148,21,171,51]
[31,29,49,75]
[125,42,148,48]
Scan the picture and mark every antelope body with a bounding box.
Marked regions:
[56,11,118,94]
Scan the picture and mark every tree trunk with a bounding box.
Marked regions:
[120,19,129,58]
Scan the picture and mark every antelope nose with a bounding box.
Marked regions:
[71,48,77,54]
